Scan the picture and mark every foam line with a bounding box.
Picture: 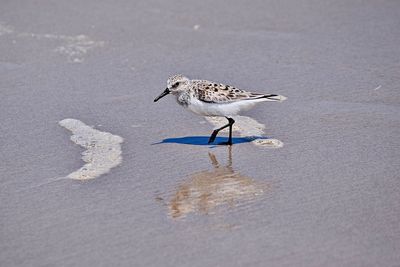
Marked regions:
[0,23,104,63]
[59,119,123,180]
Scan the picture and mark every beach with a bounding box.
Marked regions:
[1,0,400,266]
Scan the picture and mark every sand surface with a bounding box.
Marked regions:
[1,0,400,266]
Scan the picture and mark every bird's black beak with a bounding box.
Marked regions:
[154,88,170,102]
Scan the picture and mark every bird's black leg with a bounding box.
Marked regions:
[227,117,235,145]
[208,117,235,145]
[208,122,230,144]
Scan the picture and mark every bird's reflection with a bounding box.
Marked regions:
[168,147,267,219]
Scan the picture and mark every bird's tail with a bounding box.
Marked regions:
[256,94,287,102]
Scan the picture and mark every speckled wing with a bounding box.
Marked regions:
[192,80,275,103]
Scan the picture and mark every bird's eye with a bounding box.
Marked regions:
[172,82,179,88]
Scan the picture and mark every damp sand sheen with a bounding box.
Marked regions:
[168,151,267,219]
[59,119,123,180]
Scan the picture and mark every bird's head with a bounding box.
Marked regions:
[154,74,190,102]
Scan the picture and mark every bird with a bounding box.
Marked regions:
[154,74,287,145]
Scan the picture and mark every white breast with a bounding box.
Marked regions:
[187,97,260,116]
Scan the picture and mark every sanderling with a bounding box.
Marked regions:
[154,74,287,145]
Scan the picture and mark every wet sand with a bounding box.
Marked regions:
[1,0,400,266]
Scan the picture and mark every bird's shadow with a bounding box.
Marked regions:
[153,136,256,146]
